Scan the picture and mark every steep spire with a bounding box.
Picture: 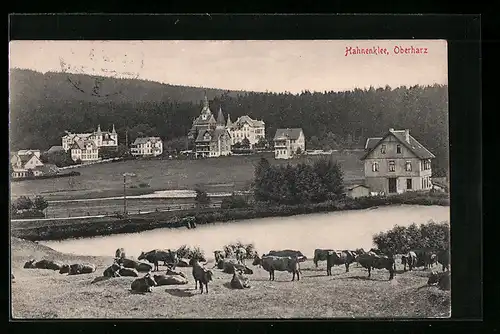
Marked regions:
[112,124,116,133]
[201,93,211,115]
[97,124,101,133]
[226,113,232,127]
[216,106,226,127]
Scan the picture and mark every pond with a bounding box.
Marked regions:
[40,205,450,260]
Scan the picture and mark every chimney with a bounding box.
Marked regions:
[404,129,410,143]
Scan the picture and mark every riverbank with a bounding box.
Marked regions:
[11,192,449,242]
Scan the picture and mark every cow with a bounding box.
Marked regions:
[165,267,188,279]
[266,250,307,262]
[313,249,334,267]
[253,255,300,281]
[326,250,356,275]
[119,267,139,277]
[131,273,157,293]
[153,274,188,286]
[115,248,126,261]
[68,263,96,275]
[176,258,190,267]
[214,250,225,264]
[401,251,418,271]
[231,269,251,289]
[59,264,70,274]
[368,248,384,256]
[411,248,439,270]
[117,258,153,273]
[356,252,395,280]
[138,249,179,271]
[190,258,214,294]
[24,259,66,271]
[103,262,122,278]
[235,247,247,265]
[218,258,253,274]
[427,270,451,290]
[437,249,450,272]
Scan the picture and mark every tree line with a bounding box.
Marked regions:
[10,69,449,177]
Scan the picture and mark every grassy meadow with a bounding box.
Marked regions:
[10,151,365,201]
[10,237,450,319]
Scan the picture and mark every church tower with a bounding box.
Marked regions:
[216,106,226,128]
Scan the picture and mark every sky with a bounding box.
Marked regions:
[9,40,448,94]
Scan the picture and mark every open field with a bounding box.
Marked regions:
[10,236,450,319]
[10,151,365,201]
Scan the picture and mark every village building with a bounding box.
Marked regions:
[360,128,435,195]
[227,115,266,148]
[344,184,371,199]
[69,140,100,162]
[62,124,118,151]
[10,150,45,179]
[195,107,232,158]
[188,95,217,141]
[130,137,164,157]
[273,128,306,159]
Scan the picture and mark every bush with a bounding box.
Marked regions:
[195,188,210,205]
[223,241,258,259]
[138,182,150,188]
[221,194,250,209]
[372,220,450,255]
[11,210,45,219]
[176,244,205,261]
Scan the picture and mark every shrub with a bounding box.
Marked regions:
[138,182,150,188]
[221,194,249,209]
[33,195,49,212]
[223,241,258,259]
[176,244,205,261]
[195,188,210,205]
[372,220,450,255]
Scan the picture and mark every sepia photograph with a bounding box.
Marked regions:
[9,39,450,319]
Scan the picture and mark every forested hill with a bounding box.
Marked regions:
[9,68,449,176]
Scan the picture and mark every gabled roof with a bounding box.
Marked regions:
[132,137,161,145]
[346,184,370,191]
[230,115,265,129]
[216,107,226,126]
[364,137,383,150]
[19,154,35,164]
[71,139,97,150]
[18,149,40,156]
[360,129,436,160]
[274,128,303,141]
[195,128,230,143]
[195,129,212,142]
[47,146,64,154]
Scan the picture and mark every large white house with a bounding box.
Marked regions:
[70,140,100,162]
[10,150,45,178]
[227,114,266,148]
[273,128,306,159]
[62,124,118,151]
[130,137,163,157]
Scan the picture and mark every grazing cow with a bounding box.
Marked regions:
[115,248,126,260]
[313,249,334,267]
[24,259,66,271]
[214,250,225,264]
[253,255,300,281]
[437,249,450,272]
[103,263,122,277]
[356,253,395,280]
[153,274,188,286]
[326,250,356,275]
[427,270,451,290]
[138,249,179,271]
[119,267,139,277]
[131,273,157,293]
[267,250,307,262]
[219,258,253,274]
[190,259,214,294]
[411,248,438,270]
[401,251,418,271]
[68,263,96,275]
[235,247,247,265]
[231,269,251,289]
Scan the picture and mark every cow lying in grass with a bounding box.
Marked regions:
[326,250,356,275]
[131,273,157,293]
[253,255,300,281]
[356,252,395,280]
[153,274,188,286]
[218,258,253,275]
[231,269,251,289]
[190,258,214,294]
[24,259,66,271]
[427,270,451,291]
[117,258,153,273]
[67,263,97,275]
[103,262,122,278]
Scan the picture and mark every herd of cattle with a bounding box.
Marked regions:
[15,246,451,294]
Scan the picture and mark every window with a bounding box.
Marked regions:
[388,160,396,172]
[424,160,431,170]
[397,145,402,154]
[405,161,412,172]
[380,144,386,154]
[407,178,412,190]
[372,162,379,172]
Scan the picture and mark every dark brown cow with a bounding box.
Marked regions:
[401,251,418,271]
[266,250,307,262]
[218,258,253,275]
[103,262,122,277]
[230,270,251,289]
[190,259,214,294]
[68,263,96,275]
[118,267,139,277]
[253,255,300,281]
[24,259,66,271]
[326,250,356,275]
[131,273,157,293]
[427,270,451,290]
[117,258,153,273]
[138,249,179,271]
[356,252,395,280]
[437,249,450,272]
[313,249,333,267]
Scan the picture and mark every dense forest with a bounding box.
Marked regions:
[9,68,449,177]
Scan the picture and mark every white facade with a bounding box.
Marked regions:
[273,128,306,159]
[227,115,265,148]
[62,124,118,151]
[70,141,100,162]
[130,137,163,157]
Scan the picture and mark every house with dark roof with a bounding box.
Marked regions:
[228,114,266,148]
[69,139,99,162]
[62,124,118,151]
[360,128,435,195]
[130,137,163,157]
[188,95,217,141]
[273,128,305,159]
[10,151,45,178]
